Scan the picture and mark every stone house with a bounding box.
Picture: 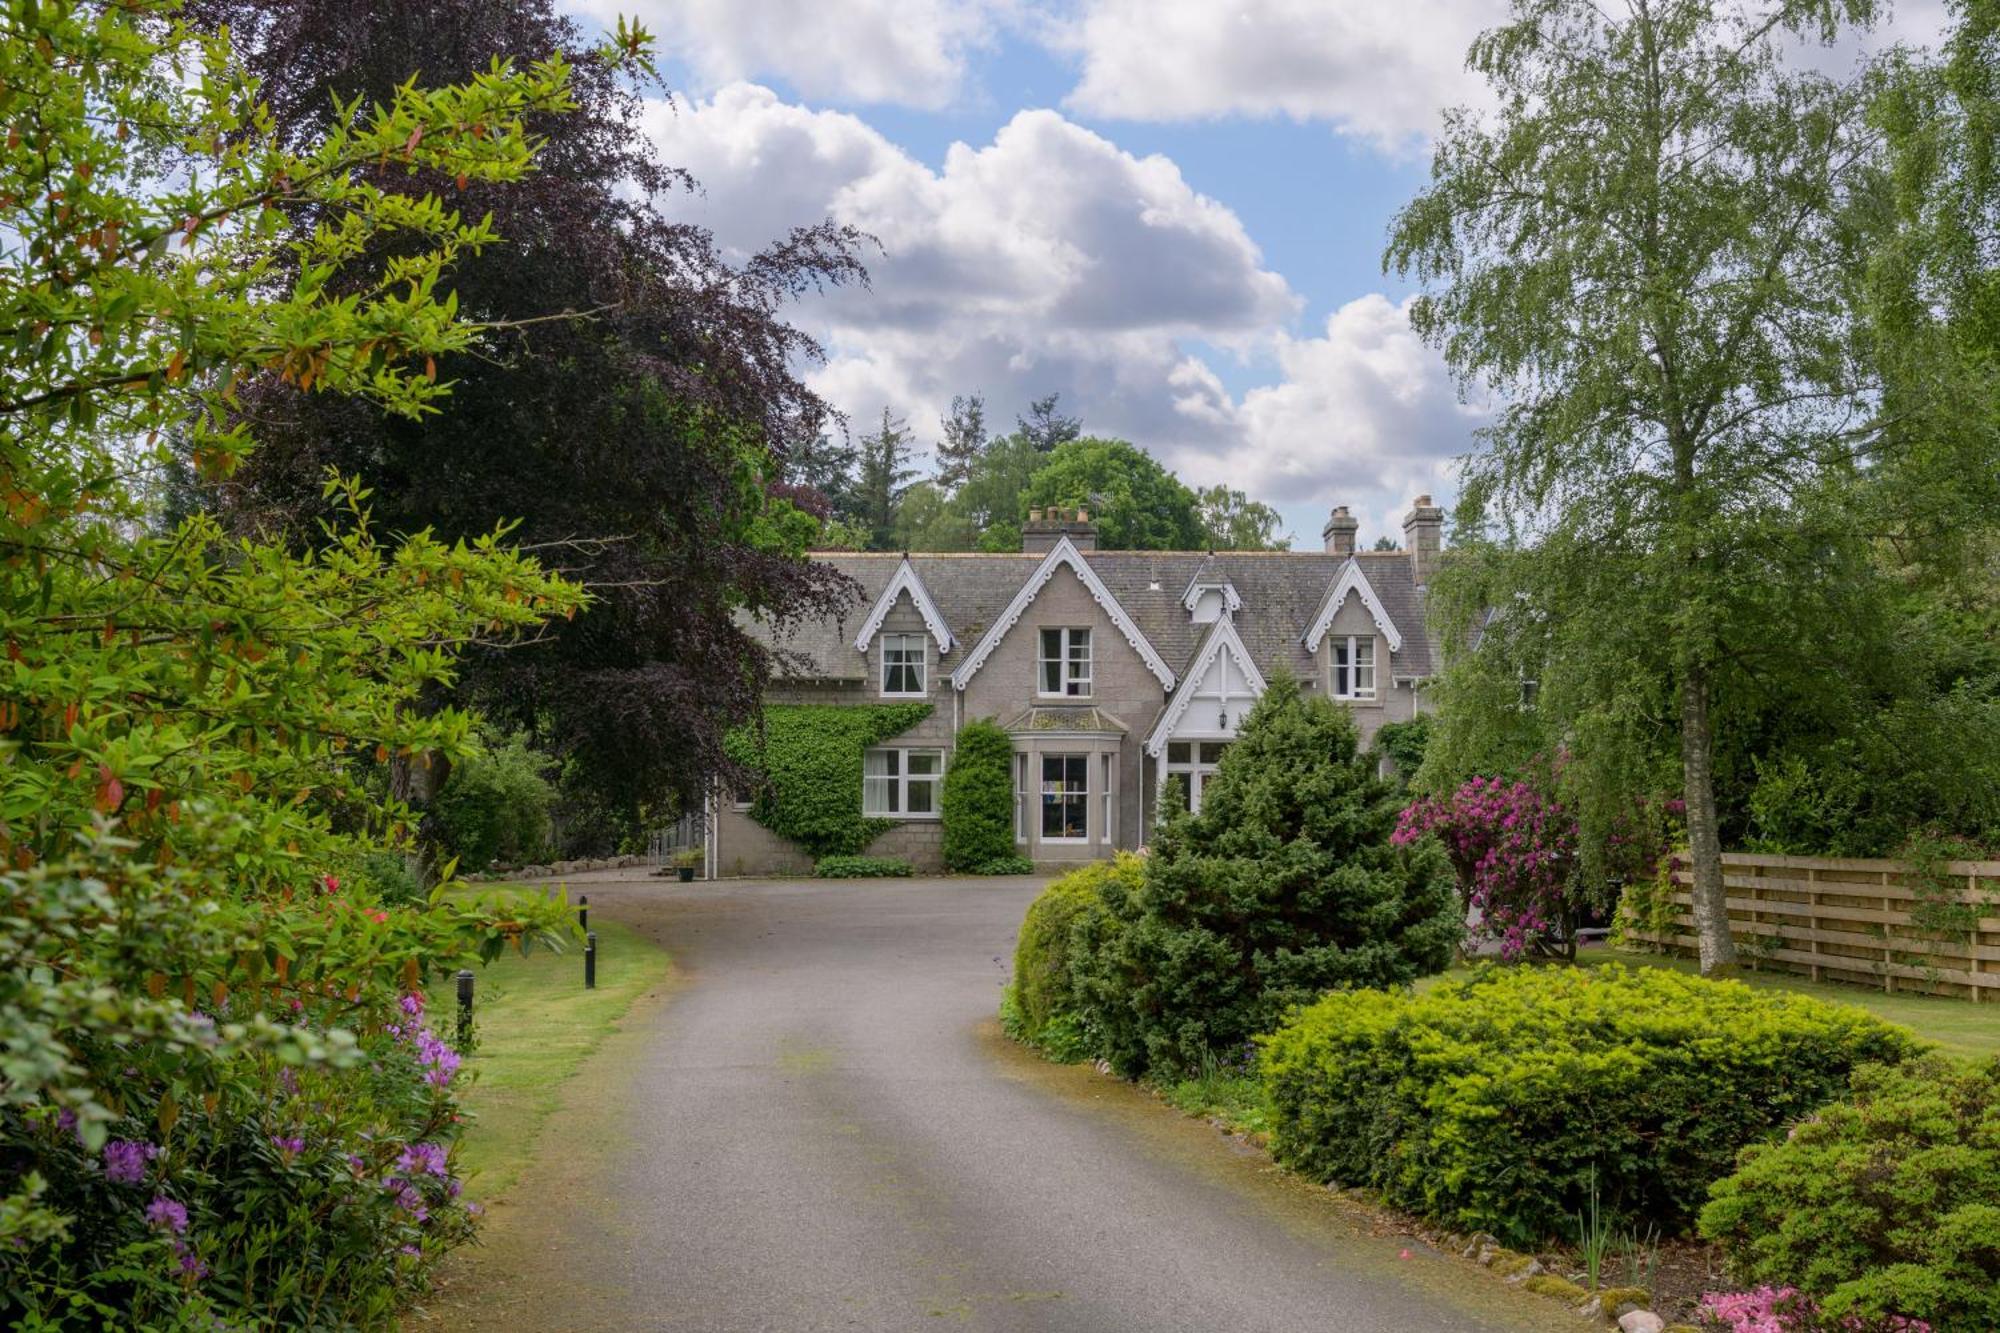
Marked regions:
[709,497,1446,876]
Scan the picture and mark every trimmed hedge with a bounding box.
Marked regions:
[724,703,932,857]
[1700,1054,2000,1332]
[1261,963,1923,1246]
[971,855,1035,875]
[1011,855,1142,1046]
[941,718,1014,870]
[813,855,913,878]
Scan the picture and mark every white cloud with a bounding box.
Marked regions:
[645,84,1479,539]
[1056,0,1496,149]
[571,0,998,108]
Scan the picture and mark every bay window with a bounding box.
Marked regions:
[1040,753,1088,840]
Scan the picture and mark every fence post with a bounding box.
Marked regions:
[578,894,588,934]
[454,969,475,1051]
[584,931,597,990]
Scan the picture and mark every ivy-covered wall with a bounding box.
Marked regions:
[724,703,934,857]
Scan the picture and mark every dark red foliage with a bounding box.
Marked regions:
[186,0,868,837]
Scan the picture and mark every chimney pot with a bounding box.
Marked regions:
[1402,495,1444,586]
[1322,504,1360,557]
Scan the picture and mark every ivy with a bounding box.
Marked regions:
[726,704,932,857]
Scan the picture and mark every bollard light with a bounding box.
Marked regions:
[584,931,597,990]
[578,894,588,933]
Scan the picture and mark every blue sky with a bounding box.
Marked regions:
[562,0,1940,547]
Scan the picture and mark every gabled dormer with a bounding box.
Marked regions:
[950,536,1175,693]
[1180,555,1241,625]
[853,557,953,698]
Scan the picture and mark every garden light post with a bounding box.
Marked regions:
[585,931,597,989]
[578,893,588,933]
[454,969,474,1051]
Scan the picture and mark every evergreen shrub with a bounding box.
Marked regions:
[813,855,914,878]
[1700,1054,2000,1332]
[941,719,1014,870]
[972,855,1035,875]
[724,703,932,857]
[1119,676,1460,1076]
[1261,963,1923,1247]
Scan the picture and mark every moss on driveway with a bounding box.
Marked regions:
[453,916,671,1200]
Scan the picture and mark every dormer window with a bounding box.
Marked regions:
[1332,636,1376,700]
[881,633,926,696]
[1039,627,1092,697]
[1188,587,1225,623]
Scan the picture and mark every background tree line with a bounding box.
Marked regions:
[798,392,1294,554]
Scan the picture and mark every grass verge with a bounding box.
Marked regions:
[453,916,670,1200]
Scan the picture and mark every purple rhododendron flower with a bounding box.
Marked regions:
[145,1197,189,1233]
[103,1139,157,1184]
[56,1108,77,1133]
[175,1240,208,1279]
[396,1142,449,1178]
[414,1030,462,1088]
[400,993,424,1017]
[270,1134,305,1157]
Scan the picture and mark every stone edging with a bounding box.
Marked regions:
[468,854,650,881]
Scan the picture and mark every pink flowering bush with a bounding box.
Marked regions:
[1395,774,1585,959]
[1700,1286,1933,1333]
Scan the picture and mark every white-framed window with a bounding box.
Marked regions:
[1040,753,1089,841]
[881,633,926,696]
[1038,627,1092,697]
[1164,740,1229,813]
[1332,636,1376,700]
[1101,752,1116,845]
[862,747,944,818]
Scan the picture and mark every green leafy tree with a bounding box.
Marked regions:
[431,730,558,869]
[1195,485,1290,550]
[1021,439,1204,551]
[1113,675,1459,1076]
[856,408,919,551]
[940,719,1014,870]
[1388,0,1898,972]
[0,0,588,1318]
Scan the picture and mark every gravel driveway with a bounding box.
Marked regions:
[424,874,1572,1333]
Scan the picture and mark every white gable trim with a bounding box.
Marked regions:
[853,558,954,655]
[1302,559,1404,654]
[949,537,1175,691]
[1144,614,1266,756]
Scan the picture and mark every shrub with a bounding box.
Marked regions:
[1120,675,1460,1076]
[941,719,1015,870]
[1010,856,1142,1050]
[813,855,914,878]
[1261,963,1923,1247]
[431,730,557,871]
[355,850,425,908]
[724,704,933,857]
[972,855,1036,875]
[1395,773,1583,959]
[1699,1055,2000,1332]
[1372,714,1432,782]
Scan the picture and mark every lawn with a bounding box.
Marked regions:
[451,914,671,1199]
[1592,945,1999,1060]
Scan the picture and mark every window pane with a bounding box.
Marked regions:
[906,751,940,775]
[906,777,935,814]
[864,748,896,777]
[1199,741,1229,764]
[1167,741,1190,764]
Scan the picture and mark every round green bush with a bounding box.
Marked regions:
[1261,963,1925,1247]
[1011,855,1142,1048]
[1700,1054,2000,1332]
[430,731,556,870]
[941,718,1015,871]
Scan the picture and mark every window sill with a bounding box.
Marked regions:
[1039,836,1090,845]
[864,813,940,822]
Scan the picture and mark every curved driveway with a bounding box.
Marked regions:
[430,875,1572,1333]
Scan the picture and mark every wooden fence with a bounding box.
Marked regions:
[1623,851,2000,1001]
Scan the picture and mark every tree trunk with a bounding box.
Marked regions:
[1678,662,1738,975]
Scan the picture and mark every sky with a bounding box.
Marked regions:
[562,0,1945,549]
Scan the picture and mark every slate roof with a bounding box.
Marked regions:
[746,547,1436,686]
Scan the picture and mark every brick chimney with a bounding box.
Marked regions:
[1322,505,1359,557]
[1023,505,1098,553]
[1402,494,1444,586]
